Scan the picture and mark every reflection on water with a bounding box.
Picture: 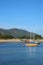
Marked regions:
[25,46,37,59]
[29,47,36,57]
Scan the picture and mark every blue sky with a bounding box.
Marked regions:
[0,0,43,35]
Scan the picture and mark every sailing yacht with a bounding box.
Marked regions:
[25,32,39,46]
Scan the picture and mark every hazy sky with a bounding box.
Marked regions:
[0,0,43,35]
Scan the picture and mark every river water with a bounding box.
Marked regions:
[0,42,43,65]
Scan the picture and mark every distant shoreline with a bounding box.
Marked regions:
[0,39,43,43]
[0,39,22,43]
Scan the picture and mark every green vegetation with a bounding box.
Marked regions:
[18,35,43,39]
[0,34,14,39]
[0,34,43,39]
[35,34,43,39]
[0,34,29,39]
[18,35,28,39]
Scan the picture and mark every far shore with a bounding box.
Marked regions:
[0,39,22,43]
[0,39,43,43]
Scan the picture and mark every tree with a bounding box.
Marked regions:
[0,34,14,39]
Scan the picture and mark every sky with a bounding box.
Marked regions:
[0,0,43,36]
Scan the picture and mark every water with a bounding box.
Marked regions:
[0,42,43,65]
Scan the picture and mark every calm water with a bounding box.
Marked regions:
[0,42,43,65]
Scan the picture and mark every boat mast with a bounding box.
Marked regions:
[30,32,31,42]
[33,32,35,42]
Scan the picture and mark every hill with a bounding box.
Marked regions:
[0,28,42,39]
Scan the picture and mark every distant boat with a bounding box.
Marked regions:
[25,32,39,46]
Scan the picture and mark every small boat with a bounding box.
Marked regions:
[25,43,38,47]
[25,32,39,47]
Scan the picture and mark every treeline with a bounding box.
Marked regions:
[0,34,14,39]
[35,34,43,39]
[18,35,43,39]
[0,34,43,39]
